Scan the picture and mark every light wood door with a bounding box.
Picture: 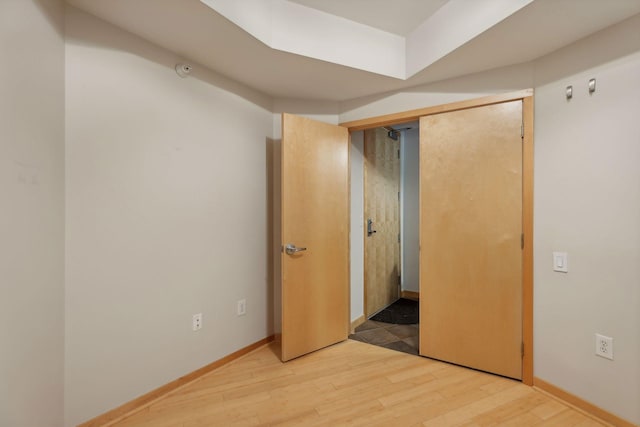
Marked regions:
[419,101,523,379]
[364,128,400,317]
[281,113,350,362]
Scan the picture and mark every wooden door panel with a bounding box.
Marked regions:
[419,101,523,379]
[364,128,400,317]
[281,113,350,362]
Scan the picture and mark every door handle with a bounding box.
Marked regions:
[367,218,377,237]
[285,244,307,255]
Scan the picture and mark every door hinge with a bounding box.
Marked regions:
[521,123,524,139]
[397,149,400,159]
[521,233,524,249]
[521,342,525,358]
[398,233,401,243]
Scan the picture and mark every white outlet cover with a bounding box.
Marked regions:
[237,299,246,316]
[192,313,203,331]
[595,333,613,360]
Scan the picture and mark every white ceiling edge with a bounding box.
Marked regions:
[200,0,533,80]
[201,0,405,79]
[406,0,534,77]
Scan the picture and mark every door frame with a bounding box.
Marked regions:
[340,89,534,385]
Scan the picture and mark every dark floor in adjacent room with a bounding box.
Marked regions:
[349,320,419,355]
[348,298,419,355]
[369,297,419,324]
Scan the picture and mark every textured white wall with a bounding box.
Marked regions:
[533,14,640,424]
[400,128,420,293]
[0,1,65,426]
[64,8,274,426]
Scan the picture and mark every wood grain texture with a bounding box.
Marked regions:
[364,127,400,317]
[534,377,637,427]
[341,89,534,131]
[420,100,523,380]
[108,340,606,427]
[78,336,274,427]
[522,95,535,386]
[281,113,350,362]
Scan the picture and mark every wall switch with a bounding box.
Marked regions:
[192,313,203,331]
[595,333,613,360]
[553,251,568,273]
[237,299,246,316]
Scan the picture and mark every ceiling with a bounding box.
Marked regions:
[65,0,640,102]
[288,0,448,36]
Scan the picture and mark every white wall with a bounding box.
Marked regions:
[533,13,640,425]
[0,1,65,426]
[400,128,420,293]
[64,8,274,426]
[350,131,365,322]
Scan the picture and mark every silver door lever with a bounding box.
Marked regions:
[367,218,377,237]
[285,244,307,255]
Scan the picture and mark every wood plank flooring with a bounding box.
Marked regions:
[113,340,606,426]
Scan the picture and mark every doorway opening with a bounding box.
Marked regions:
[279,90,533,384]
[349,122,420,356]
[345,95,532,383]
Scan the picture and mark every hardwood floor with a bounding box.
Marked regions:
[113,340,605,426]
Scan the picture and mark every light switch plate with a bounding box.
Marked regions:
[553,252,568,273]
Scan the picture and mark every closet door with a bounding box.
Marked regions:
[419,101,523,379]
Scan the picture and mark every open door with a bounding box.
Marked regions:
[419,101,523,379]
[281,113,350,362]
[364,127,400,317]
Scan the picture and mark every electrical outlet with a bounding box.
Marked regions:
[237,299,246,316]
[192,313,203,331]
[595,333,613,360]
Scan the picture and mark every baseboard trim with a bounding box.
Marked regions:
[401,290,419,300]
[533,377,637,427]
[350,315,366,333]
[78,335,275,427]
